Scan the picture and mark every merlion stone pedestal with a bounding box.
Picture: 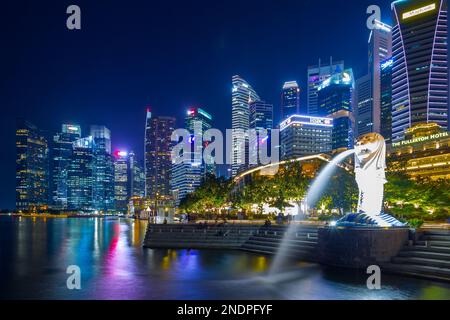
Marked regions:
[318,227,409,268]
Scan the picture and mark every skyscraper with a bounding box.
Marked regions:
[172,108,213,206]
[128,151,145,198]
[307,58,344,116]
[281,81,300,119]
[114,151,129,213]
[380,57,394,142]
[171,154,203,207]
[355,74,373,136]
[50,124,81,210]
[67,136,95,211]
[145,109,176,199]
[185,107,214,175]
[90,125,111,154]
[391,0,448,141]
[317,69,355,151]
[371,20,392,134]
[15,119,49,212]
[355,20,392,137]
[249,100,273,167]
[91,125,115,212]
[114,150,145,213]
[280,115,333,159]
[231,75,260,177]
[249,101,273,131]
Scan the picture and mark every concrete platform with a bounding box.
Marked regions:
[318,226,410,269]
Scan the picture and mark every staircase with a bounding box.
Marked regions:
[384,229,450,282]
[240,225,319,262]
[144,223,319,262]
[144,224,260,250]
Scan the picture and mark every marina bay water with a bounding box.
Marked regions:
[0,216,449,300]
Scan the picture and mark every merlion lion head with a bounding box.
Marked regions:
[354,133,386,170]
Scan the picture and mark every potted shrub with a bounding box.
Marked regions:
[407,218,424,244]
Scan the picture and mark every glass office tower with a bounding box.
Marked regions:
[317,69,355,151]
[90,125,115,212]
[391,0,448,141]
[231,75,260,177]
[15,119,49,212]
[51,124,81,210]
[145,109,176,199]
[249,100,273,167]
[307,58,344,116]
[380,57,394,143]
[172,107,213,206]
[67,137,95,212]
[114,151,129,213]
[281,81,300,119]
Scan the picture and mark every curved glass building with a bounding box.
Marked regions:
[391,0,448,142]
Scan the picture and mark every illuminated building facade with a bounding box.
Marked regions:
[50,124,81,210]
[67,137,95,211]
[171,108,213,206]
[128,151,145,198]
[280,115,333,160]
[307,58,344,116]
[249,100,273,167]
[171,159,203,207]
[91,125,115,212]
[355,74,373,136]
[15,119,49,212]
[391,0,449,142]
[355,20,392,137]
[114,151,145,213]
[231,75,261,176]
[317,69,355,150]
[114,151,129,212]
[145,109,176,199]
[381,57,394,142]
[281,81,300,119]
[185,107,214,175]
[370,20,392,134]
[388,123,450,180]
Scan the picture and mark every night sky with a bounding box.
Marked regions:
[0,0,393,209]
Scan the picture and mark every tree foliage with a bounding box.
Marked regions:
[177,163,449,222]
[384,171,450,221]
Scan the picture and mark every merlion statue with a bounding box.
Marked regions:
[354,133,387,218]
[337,133,404,227]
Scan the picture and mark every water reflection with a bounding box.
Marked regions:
[0,216,449,300]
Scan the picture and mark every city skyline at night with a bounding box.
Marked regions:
[0,0,439,209]
[2,0,450,304]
